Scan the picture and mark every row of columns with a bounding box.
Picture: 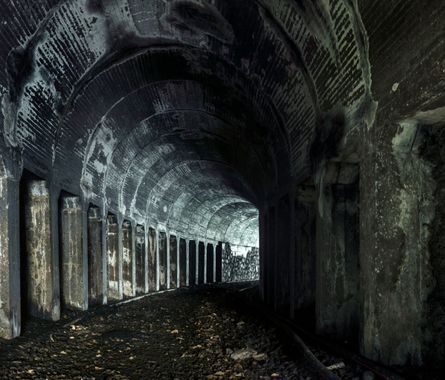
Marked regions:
[0,177,223,339]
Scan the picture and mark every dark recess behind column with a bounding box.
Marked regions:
[189,240,197,286]
[206,243,214,283]
[198,242,205,284]
[179,239,187,287]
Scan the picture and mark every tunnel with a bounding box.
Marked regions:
[0,0,444,378]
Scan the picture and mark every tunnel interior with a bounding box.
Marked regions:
[0,0,445,376]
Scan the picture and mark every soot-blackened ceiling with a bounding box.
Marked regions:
[0,0,373,246]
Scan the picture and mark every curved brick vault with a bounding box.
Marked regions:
[1,0,445,373]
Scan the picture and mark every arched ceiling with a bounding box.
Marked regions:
[0,0,372,246]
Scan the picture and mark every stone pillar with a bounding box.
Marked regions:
[185,238,190,286]
[148,227,157,292]
[88,206,104,305]
[60,196,88,310]
[100,212,108,305]
[203,241,208,284]
[166,232,171,289]
[212,242,217,283]
[196,241,200,285]
[156,230,160,291]
[0,170,20,338]
[135,225,146,295]
[158,231,167,290]
[24,180,60,320]
[315,163,359,343]
[143,226,149,293]
[122,220,135,297]
[107,214,122,301]
[169,234,177,289]
[177,236,181,288]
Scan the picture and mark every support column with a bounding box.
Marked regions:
[60,196,88,310]
[143,226,149,293]
[203,240,207,284]
[185,238,190,286]
[122,220,135,297]
[213,242,217,283]
[169,234,177,289]
[158,231,167,290]
[24,180,60,320]
[196,241,200,285]
[100,212,108,305]
[166,232,171,289]
[88,206,104,305]
[135,225,146,295]
[0,170,20,338]
[176,236,181,288]
[148,227,157,292]
[316,163,359,342]
[155,230,160,291]
[107,214,122,301]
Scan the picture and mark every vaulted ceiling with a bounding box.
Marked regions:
[0,0,372,246]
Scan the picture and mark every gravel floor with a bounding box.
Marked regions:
[0,283,395,380]
[0,285,326,380]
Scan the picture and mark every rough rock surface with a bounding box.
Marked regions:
[223,244,259,282]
